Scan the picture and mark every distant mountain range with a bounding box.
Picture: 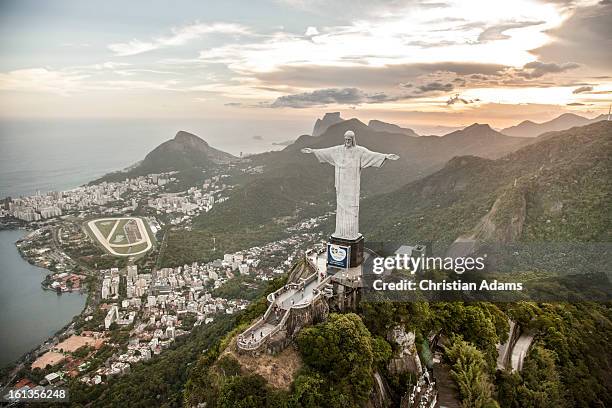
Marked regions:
[310,111,608,139]
[412,124,465,136]
[192,117,536,245]
[500,113,607,137]
[95,112,609,191]
[276,118,532,194]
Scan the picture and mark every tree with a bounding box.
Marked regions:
[289,373,326,408]
[445,335,499,408]
[296,313,380,406]
[218,374,268,408]
[515,346,565,408]
[432,303,503,368]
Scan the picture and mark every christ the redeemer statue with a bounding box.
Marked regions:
[302,130,399,241]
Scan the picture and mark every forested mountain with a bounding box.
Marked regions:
[360,121,612,247]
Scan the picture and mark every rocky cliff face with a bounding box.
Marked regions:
[387,326,423,376]
[285,297,329,337]
[447,185,527,257]
[312,112,344,136]
[367,371,393,408]
[286,257,316,283]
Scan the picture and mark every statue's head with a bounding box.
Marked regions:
[344,130,356,148]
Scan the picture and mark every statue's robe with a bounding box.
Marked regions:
[312,145,388,240]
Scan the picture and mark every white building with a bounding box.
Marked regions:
[105,305,119,329]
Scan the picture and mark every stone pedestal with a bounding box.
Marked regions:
[328,235,364,268]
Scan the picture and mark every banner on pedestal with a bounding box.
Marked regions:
[327,243,350,269]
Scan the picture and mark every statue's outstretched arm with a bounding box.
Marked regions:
[302,146,338,166]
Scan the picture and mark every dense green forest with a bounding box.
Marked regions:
[181,301,611,407]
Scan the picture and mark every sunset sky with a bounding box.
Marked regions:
[1,0,610,134]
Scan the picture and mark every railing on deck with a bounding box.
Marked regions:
[237,247,330,352]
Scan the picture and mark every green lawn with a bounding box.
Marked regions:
[94,220,117,239]
[109,219,130,243]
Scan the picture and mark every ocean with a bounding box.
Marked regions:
[0,118,308,198]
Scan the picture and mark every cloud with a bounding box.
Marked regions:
[516,61,580,78]
[269,87,402,108]
[193,1,563,77]
[531,1,612,70]
[108,22,250,56]
[252,135,264,140]
[109,40,158,57]
[254,62,508,89]
[572,85,594,93]
[61,42,91,48]
[417,81,453,92]
[446,94,480,105]
[0,68,88,95]
[305,26,319,36]
[567,102,586,105]
[0,66,184,95]
[224,102,242,107]
[419,2,450,9]
[478,20,545,42]
[275,0,433,17]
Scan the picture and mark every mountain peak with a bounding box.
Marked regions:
[344,117,368,127]
[556,113,583,120]
[312,112,345,136]
[322,112,341,120]
[141,130,234,172]
[464,123,493,131]
[367,119,419,137]
[174,130,209,147]
[325,117,369,134]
